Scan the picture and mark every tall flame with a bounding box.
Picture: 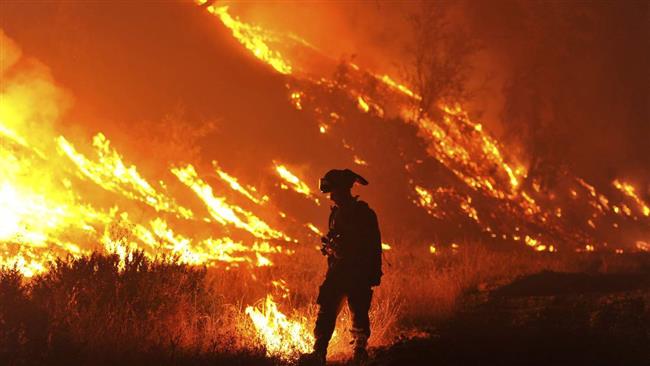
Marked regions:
[206,5,292,74]
[274,163,320,205]
[172,164,291,240]
[57,134,194,219]
[245,295,314,358]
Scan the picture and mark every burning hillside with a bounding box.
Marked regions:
[1,1,649,364]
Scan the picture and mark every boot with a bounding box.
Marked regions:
[350,329,369,366]
[297,350,326,366]
[298,342,327,366]
[352,347,369,366]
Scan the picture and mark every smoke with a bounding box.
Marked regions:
[0,29,85,251]
[223,0,649,189]
[1,0,647,251]
[0,29,72,149]
[225,1,415,77]
[463,0,649,184]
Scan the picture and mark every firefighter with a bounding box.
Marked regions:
[300,169,383,366]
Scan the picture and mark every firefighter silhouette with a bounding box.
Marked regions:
[300,169,382,366]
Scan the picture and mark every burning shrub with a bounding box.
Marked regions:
[34,251,204,355]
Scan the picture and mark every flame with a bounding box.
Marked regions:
[172,164,291,240]
[195,1,649,258]
[274,163,320,205]
[5,5,650,362]
[214,162,269,205]
[613,179,649,217]
[414,185,435,208]
[306,223,323,236]
[0,46,114,275]
[459,195,480,224]
[353,155,368,166]
[100,211,285,268]
[357,96,370,113]
[290,91,303,110]
[245,295,314,358]
[524,235,538,247]
[438,104,523,193]
[57,134,194,219]
[206,5,292,74]
[378,74,421,100]
[255,252,274,266]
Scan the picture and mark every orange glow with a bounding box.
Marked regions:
[414,185,434,208]
[524,235,538,247]
[206,5,293,74]
[353,155,368,166]
[378,74,421,100]
[273,163,320,205]
[214,163,269,205]
[290,91,303,110]
[636,241,649,252]
[613,179,649,217]
[58,134,194,219]
[4,6,649,362]
[245,295,314,358]
[357,96,370,113]
[306,223,323,236]
[172,164,291,241]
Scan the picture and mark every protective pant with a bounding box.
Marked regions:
[313,279,372,354]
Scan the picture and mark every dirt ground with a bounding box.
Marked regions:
[365,271,650,366]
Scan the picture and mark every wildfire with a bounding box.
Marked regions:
[245,295,314,358]
[378,74,421,100]
[353,155,368,166]
[101,211,287,269]
[414,185,434,208]
[0,43,114,275]
[194,0,650,258]
[3,4,649,363]
[274,163,320,205]
[172,164,291,240]
[613,179,649,217]
[357,96,370,113]
[205,4,292,74]
[214,162,269,205]
[306,223,323,236]
[57,134,194,219]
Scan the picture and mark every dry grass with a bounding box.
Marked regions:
[1,242,645,365]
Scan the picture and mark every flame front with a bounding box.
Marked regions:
[274,163,320,205]
[245,295,314,358]
[3,4,649,362]
[206,5,292,75]
[172,164,291,241]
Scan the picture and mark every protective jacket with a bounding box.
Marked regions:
[325,197,382,287]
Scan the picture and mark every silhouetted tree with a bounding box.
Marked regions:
[405,1,476,119]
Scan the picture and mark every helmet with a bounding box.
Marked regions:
[319,169,368,193]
